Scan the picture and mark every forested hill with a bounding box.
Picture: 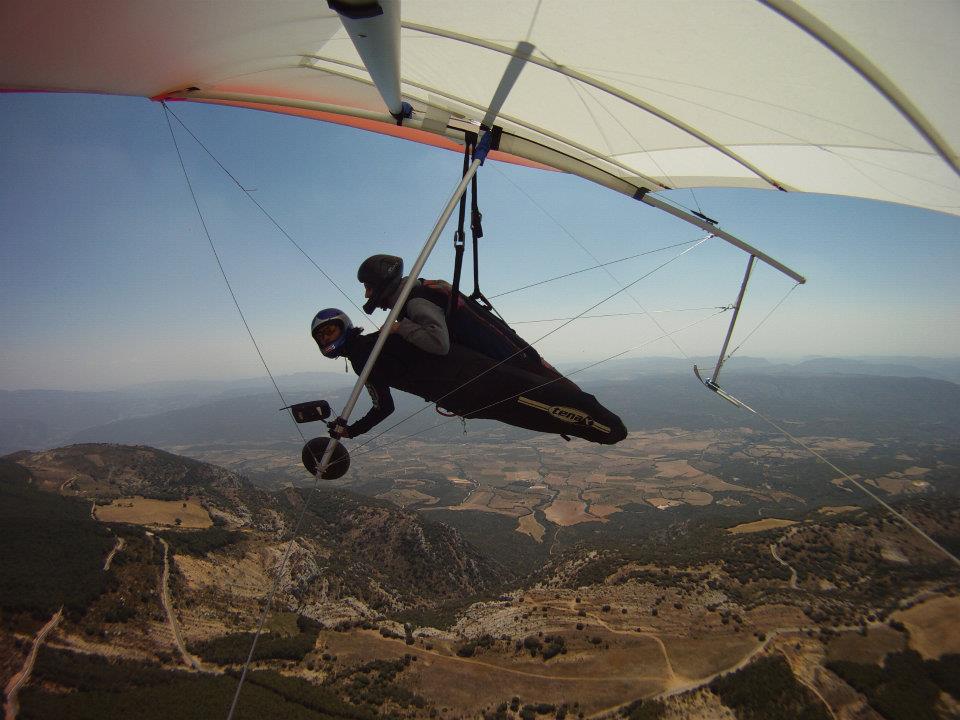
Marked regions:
[0,457,114,615]
[2,444,511,612]
[6,444,278,529]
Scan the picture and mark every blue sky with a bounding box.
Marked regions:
[2,92,959,391]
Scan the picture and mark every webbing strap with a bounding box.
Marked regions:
[450,130,498,315]
[467,131,495,311]
[470,165,483,298]
[448,134,475,317]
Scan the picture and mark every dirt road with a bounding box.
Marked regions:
[103,536,125,571]
[4,608,62,720]
[157,537,199,670]
[770,543,798,589]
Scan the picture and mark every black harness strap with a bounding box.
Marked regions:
[450,128,500,315]
[469,159,483,299]
[448,133,475,318]
[467,130,496,312]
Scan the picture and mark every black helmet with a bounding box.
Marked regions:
[358,254,403,314]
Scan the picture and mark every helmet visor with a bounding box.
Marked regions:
[312,321,345,357]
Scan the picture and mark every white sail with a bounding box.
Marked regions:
[2,0,957,215]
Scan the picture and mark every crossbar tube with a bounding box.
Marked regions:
[641,195,804,284]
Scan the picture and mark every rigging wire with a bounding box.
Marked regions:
[510,306,732,324]
[723,281,800,362]
[568,77,683,198]
[162,99,704,560]
[565,74,707,216]
[685,274,958,569]
[164,103,715,351]
[523,0,543,43]
[161,106,293,420]
[490,163,709,361]
[159,104,340,720]
[488,238,701,300]
[163,101,692,444]
[163,105,369,323]
[738,400,960,569]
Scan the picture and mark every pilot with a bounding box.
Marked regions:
[357,254,449,356]
[357,253,571,387]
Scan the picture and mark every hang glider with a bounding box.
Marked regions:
[3,0,958,224]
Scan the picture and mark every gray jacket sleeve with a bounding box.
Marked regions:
[394,297,450,355]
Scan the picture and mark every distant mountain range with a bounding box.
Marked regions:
[571,355,960,383]
[2,357,959,454]
[0,373,354,454]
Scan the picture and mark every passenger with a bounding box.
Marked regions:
[310,308,626,445]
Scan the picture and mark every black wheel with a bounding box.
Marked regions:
[301,437,350,479]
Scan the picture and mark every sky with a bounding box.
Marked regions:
[2,92,959,391]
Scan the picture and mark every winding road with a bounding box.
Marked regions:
[4,608,62,720]
[103,536,125,571]
[770,543,798,589]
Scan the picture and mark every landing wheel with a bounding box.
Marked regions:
[301,437,350,479]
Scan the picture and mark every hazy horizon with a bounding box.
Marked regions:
[4,94,960,392]
[3,353,959,393]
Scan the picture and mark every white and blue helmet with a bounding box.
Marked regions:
[311,308,353,358]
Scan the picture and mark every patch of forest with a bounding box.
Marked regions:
[392,595,491,630]
[0,459,113,615]
[288,489,513,609]
[425,507,550,576]
[709,654,830,720]
[328,655,427,713]
[618,698,665,720]
[158,526,243,556]
[20,647,374,720]
[827,650,960,720]
[483,697,579,720]
[189,615,321,664]
[77,530,163,631]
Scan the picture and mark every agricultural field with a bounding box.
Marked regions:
[826,626,907,664]
[95,496,212,528]
[728,518,797,534]
[892,595,960,659]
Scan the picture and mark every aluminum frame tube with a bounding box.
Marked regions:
[639,195,804,284]
[711,255,756,383]
[309,154,485,478]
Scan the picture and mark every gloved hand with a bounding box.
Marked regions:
[327,417,350,440]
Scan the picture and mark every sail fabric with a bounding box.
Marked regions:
[2,0,957,215]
